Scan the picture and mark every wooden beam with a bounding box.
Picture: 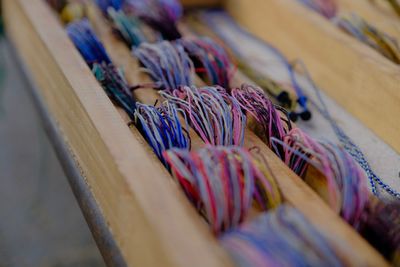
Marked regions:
[87,4,389,267]
[3,0,232,266]
[225,0,400,155]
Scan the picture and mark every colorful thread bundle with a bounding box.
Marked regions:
[296,0,337,18]
[66,19,111,65]
[134,41,194,91]
[360,199,400,265]
[92,62,137,119]
[108,8,147,48]
[335,14,400,64]
[160,86,246,146]
[124,0,182,40]
[163,146,282,234]
[231,84,291,149]
[221,205,342,267]
[177,37,234,89]
[230,84,370,226]
[135,102,190,165]
[273,128,370,227]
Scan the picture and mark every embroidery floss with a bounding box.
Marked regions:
[93,62,137,119]
[271,128,370,227]
[160,85,246,146]
[66,19,111,65]
[231,84,291,150]
[124,0,182,40]
[359,198,400,265]
[176,37,234,89]
[135,102,190,165]
[133,41,194,91]
[163,146,282,234]
[108,8,147,48]
[220,205,343,267]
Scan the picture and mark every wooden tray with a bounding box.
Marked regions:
[3,0,391,266]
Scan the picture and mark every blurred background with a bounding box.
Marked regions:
[0,30,105,266]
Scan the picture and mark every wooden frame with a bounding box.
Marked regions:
[3,0,391,266]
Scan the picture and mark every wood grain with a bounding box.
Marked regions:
[226,0,400,155]
[3,0,232,266]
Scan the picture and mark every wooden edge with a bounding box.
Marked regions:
[225,0,400,154]
[87,4,389,266]
[3,0,232,266]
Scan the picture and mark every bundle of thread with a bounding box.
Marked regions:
[231,84,291,149]
[221,205,343,267]
[66,19,111,65]
[177,37,235,89]
[123,0,182,40]
[108,8,147,48]
[163,146,282,233]
[92,62,137,119]
[359,198,400,265]
[231,84,370,227]
[135,102,190,165]
[134,41,194,91]
[273,128,370,228]
[335,14,400,64]
[160,85,246,146]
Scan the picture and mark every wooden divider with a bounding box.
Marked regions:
[4,0,391,266]
[225,0,400,155]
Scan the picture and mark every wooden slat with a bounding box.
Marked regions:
[87,4,389,267]
[3,0,233,266]
[225,0,400,155]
